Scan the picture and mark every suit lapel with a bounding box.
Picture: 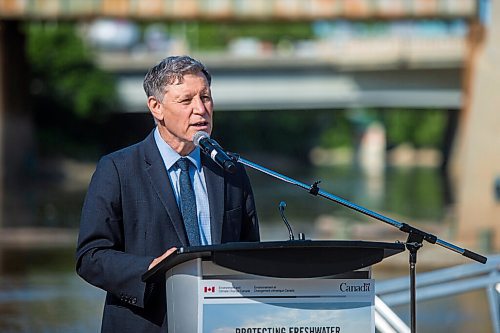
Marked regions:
[202,154,225,245]
[143,132,189,247]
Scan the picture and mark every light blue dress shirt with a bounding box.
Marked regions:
[154,128,212,245]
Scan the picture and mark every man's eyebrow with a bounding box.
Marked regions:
[174,93,193,101]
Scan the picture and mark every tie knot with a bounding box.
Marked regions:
[177,157,191,172]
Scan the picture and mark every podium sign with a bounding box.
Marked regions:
[200,279,374,333]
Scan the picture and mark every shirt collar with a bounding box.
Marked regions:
[154,127,202,171]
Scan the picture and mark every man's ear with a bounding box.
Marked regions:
[147,96,163,122]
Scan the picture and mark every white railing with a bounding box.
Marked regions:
[375,295,411,333]
[374,254,500,333]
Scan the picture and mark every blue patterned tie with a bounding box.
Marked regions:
[177,158,201,246]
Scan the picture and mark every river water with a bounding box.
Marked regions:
[0,164,494,332]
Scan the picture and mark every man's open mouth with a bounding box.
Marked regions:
[192,121,208,127]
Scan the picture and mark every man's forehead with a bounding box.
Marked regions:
[165,74,210,95]
[168,72,208,85]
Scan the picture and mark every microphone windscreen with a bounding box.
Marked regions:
[193,131,210,147]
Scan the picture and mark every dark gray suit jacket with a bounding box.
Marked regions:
[76,131,259,332]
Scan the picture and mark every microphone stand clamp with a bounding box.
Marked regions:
[309,180,321,196]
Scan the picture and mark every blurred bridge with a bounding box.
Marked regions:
[0,0,475,111]
[0,0,499,251]
[100,42,464,112]
[0,0,478,21]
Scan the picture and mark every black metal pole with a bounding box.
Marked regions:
[410,257,417,333]
[406,239,422,333]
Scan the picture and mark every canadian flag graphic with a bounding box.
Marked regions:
[204,286,215,293]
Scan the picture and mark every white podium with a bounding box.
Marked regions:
[142,240,404,333]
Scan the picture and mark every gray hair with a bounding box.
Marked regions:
[143,55,212,101]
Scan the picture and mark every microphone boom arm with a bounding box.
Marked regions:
[233,154,487,264]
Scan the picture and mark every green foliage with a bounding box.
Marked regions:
[166,21,314,51]
[214,108,448,161]
[318,111,354,148]
[217,21,314,43]
[214,110,323,160]
[24,22,117,159]
[382,109,447,147]
[383,109,415,145]
[413,110,447,146]
[26,22,116,119]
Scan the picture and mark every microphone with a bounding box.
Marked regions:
[278,201,295,240]
[193,131,236,174]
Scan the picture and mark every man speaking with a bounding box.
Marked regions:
[76,55,260,332]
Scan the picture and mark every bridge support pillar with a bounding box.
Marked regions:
[454,3,500,252]
[0,20,35,228]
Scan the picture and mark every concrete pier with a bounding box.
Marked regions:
[0,21,36,227]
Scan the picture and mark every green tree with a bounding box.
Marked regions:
[319,111,354,148]
[26,23,117,158]
[383,109,447,148]
[413,110,447,147]
[27,22,116,119]
[166,21,314,52]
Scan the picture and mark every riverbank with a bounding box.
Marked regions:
[0,227,77,248]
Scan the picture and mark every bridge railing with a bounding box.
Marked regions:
[375,254,500,333]
[0,0,478,21]
[375,295,411,333]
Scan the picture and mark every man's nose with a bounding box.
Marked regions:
[193,97,207,114]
